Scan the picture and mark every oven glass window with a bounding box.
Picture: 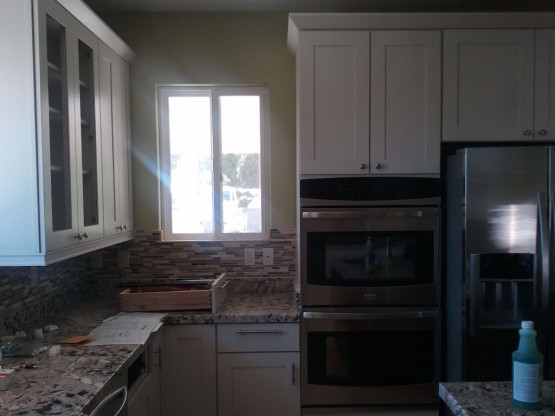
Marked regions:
[307,331,434,386]
[306,231,434,286]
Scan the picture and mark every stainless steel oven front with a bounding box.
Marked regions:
[300,205,440,307]
[301,306,440,407]
[300,177,441,307]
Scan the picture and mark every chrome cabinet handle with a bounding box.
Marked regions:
[359,163,367,170]
[83,232,88,239]
[539,129,547,136]
[234,329,283,334]
[375,163,382,170]
[116,224,129,230]
[524,130,532,136]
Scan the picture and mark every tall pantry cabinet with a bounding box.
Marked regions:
[0,0,135,265]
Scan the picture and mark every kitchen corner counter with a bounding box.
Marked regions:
[0,299,136,416]
[0,277,300,415]
[440,381,555,415]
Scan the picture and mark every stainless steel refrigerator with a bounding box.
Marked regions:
[445,146,555,382]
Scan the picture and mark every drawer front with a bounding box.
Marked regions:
[217,323,299,352]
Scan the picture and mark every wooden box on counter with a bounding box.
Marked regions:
[119,273,227,312]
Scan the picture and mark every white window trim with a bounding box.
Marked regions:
[157,85,271,241]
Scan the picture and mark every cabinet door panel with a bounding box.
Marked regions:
[38,0,79,250]
[535,30,555,141]
[443,29,535,142]
[99,42,133,237]
[161,325,216,416]
[218,352,300,416]
[299,31,369,174]
[370,31,441,175]
[74,24,103,240]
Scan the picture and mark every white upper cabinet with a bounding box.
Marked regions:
[99,42,134,239]
[38,0,104,251]
[298,31,370,175]
[297,30,440,176]
[535,30,555,141]
[442,29,555,142]
[370,31,441,174]
[0,0,134,265]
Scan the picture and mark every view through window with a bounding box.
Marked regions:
[158,86,269,240]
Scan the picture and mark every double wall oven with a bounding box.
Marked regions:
[299,177,441,412]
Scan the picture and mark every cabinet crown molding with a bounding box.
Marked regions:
[288,12,555,52]
[56,0,135,61]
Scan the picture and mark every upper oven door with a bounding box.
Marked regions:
[300,206,440,306]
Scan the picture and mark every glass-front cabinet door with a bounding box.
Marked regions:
[74,27,103,241]
[38,0,103,251]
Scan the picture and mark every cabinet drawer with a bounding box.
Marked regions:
[217,323,299,352]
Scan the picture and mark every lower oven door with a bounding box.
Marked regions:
[301,307,440,407]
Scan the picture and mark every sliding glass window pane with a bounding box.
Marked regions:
[168,96,213,234]
[220,96,261,233]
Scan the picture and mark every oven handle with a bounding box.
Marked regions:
[302,310,437,320]
[302,210,436,219]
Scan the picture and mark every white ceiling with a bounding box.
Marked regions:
[82,0,555,13]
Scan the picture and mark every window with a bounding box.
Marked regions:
[158,86,270,240]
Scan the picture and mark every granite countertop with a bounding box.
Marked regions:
[0,277,299,415]
[0,299,132,416]
[440,381,555,415]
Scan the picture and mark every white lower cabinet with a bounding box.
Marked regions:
[159,323,300,416]
[161,325,217,416]
[128,329,162,416]
[217,323,301,416]
[218,352,300,416]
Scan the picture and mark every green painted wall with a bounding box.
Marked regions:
[101,12,296,230]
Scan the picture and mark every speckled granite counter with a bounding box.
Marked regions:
[0,299,133,416]
[440,381,555,415]
[0,277,299,415]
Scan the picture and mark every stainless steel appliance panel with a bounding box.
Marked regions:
[464,147,547,255]
[300,206,440,307]
[445,145,554,382]
[301,307,440,406]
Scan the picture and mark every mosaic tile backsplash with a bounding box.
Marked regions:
[0,229,297,334]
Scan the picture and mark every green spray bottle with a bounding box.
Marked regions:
[512,321,543,409]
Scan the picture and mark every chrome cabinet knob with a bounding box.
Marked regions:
[74,232,88,240]
[375,163,382,170]
[123,225,128,230]
[539,129,547,136]
[524,130,532,136]
[359,163,367,170]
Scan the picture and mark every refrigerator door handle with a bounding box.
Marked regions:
[469,254,481,336]
[536,192,549,337]
[544,192,554,378]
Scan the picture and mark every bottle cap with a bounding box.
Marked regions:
[522,321,535,329]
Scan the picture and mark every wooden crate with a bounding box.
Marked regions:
[119,284,212,312]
